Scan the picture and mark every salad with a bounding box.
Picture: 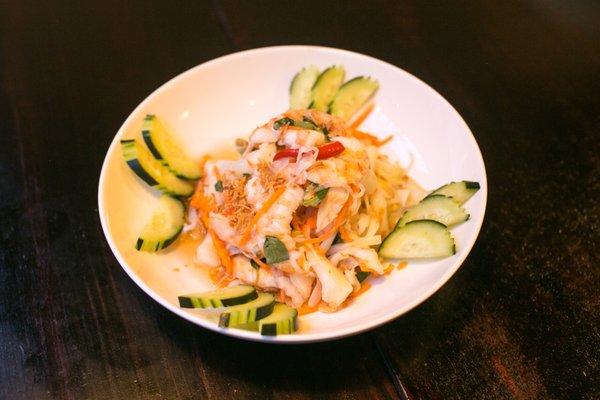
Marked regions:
[120,65,480,336]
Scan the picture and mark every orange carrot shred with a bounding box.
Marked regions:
[349,102,374,129]
[351,282,372,298]
[298,197,352,244]
[250,255,271,272]
[298,304,319,315]
[239,186,286,245]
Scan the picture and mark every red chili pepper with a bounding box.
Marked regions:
[273,142,345,162]
[316,142,345,159]
[273,148,299,161]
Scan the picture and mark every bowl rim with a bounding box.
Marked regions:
[98,45,487,343]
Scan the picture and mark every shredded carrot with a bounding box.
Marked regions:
[397,261,408,270]
[277,289,286,302]
[250,254,271,272]
[349,102,374,129]
[190,188,214,213]
[351,282,372,298]
[239,186,286,245]
[198,155,210,173]
[208,266,223,283]
[210,229,233,275]
[350,129,393,147]
[298,197,352,244]
[298,304,319,315]
[339,224,353,242]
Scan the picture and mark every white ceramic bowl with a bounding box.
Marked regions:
[98,46,487,343]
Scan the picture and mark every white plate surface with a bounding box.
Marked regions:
[98,46,487,343]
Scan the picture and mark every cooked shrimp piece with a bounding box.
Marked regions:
[209,212,238,244]
[245,143,276,166]
[279,128,326,148]
[316,187,349,232]
[249,126,279,145]
[256,185,304,249]
[306,149,369,187]
[231,255,278,289]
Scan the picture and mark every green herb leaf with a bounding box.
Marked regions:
[302,183,329,207]
[264,236,289,264]
[322,126,330,142]
[273,117,294,130]
[215,180,223,192]
[250,259,261,270]
[356,270,370,283]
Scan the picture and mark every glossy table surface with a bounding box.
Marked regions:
[1,1,598,399]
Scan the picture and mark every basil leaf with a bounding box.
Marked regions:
[356,270,370,283]
[322,126,330,142]
[273,117,294,130]
[264,236,289,264]
[215,180,223,192]
[295,117,318,130]
[302,184,329,207]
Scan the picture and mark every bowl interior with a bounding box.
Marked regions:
[99,46,487,342]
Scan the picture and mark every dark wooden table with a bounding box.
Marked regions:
[1,1,598,399]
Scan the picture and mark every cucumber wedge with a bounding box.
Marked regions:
[218,293,275,327]
[142,115,200,180]
[136,195,185,252]
[329,77,379,121]
[396,195,469,228]
[290,66,320,109]
[427,181,480,205]
[309,66,345,111]
[379,220,456,259]
[258,303,298,336]
[179,285,258,309]
[121,139,194,197]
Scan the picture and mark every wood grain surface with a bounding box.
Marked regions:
[1,1,598,399]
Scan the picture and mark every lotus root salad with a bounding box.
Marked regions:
[121,65,480,335]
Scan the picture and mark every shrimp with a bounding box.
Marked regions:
[248,126,279,146]
[316,187,349,232]
[256,185,304,249]
[306,146,370,188]
[279,128,326,148]
[231,255,277,288]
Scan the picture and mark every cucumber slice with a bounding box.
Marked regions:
[396,195,469,228]
[218,293,275,327]
[309,66,346,111]
[136,195,185,252]
[329,77,379,121]
[290,66,320,109]
[142,115,200,180]
[121,139,194,197]
[427,181,480,205]
[178,285,258,309]
[259,303,298,336]
[379,220,456,259]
